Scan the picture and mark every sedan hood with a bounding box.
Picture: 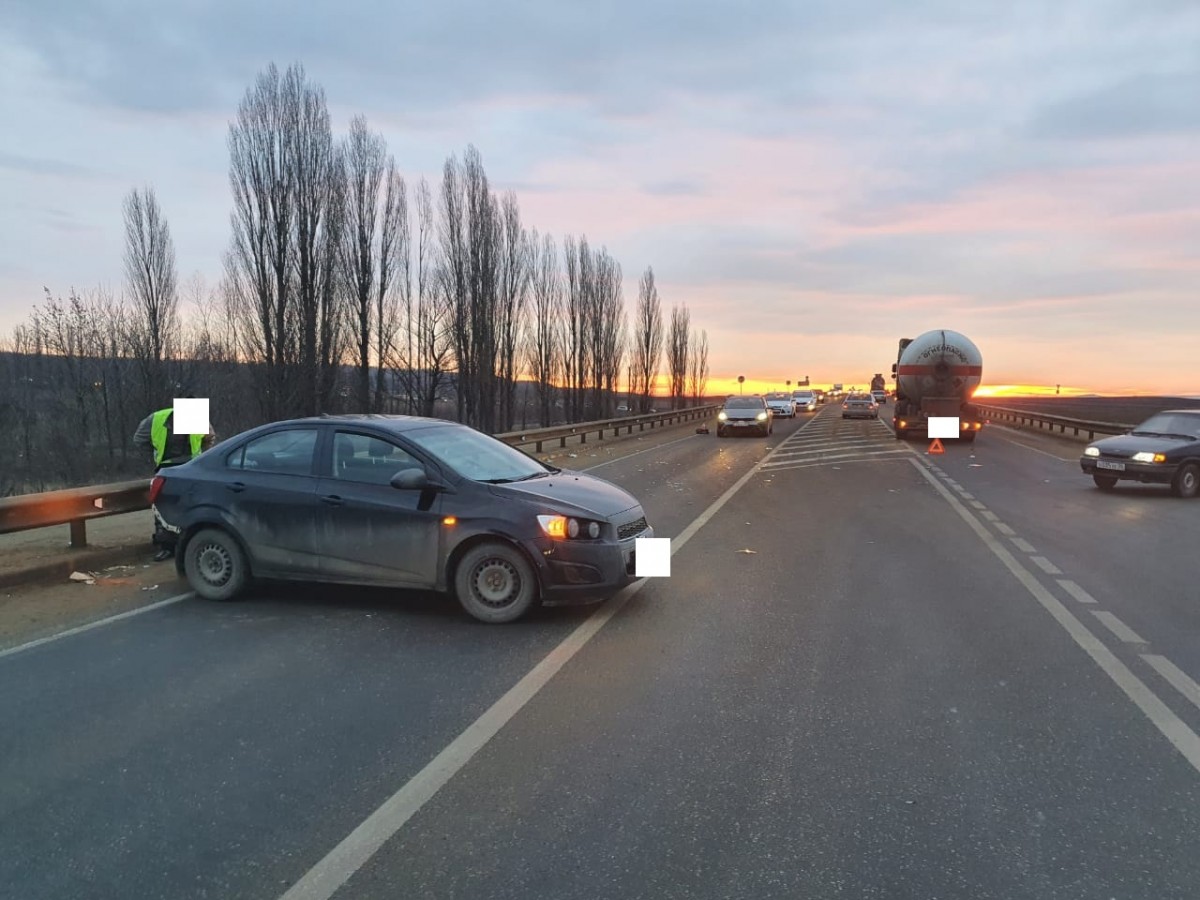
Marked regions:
[1089,433,1193,457]
[488,471,639,519]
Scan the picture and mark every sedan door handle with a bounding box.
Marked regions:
[321,495,344,506]
[226,482,246,493]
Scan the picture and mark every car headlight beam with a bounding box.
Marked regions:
[1132,451,1167,463]
[1084,447,1100,457]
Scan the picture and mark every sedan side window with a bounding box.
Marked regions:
[232,429,319,476]
[333,432,423,485]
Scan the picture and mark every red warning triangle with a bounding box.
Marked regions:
[928,438,945,455]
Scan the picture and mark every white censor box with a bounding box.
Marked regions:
[927,416,960,439]
[635,537,671,578]
[173,398,211,435]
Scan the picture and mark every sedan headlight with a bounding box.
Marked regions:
[756,411,768,421]
[718,411,728,421]
[537,514,603,540]
[1132,452,1167,463]
[1084,447,1100,457]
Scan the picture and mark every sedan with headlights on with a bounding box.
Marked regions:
[717,396,773,437]
[1080,409,1200,498]
[764,392,796,419]
[151,415,653,623]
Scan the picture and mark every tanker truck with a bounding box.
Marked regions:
[891,329,984,442]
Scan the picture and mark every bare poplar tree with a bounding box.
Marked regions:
[496,191,530,430]
[688,327,709,402]
[123,185,178,409]
[668,304,691,409]
[413,176,450,415]
[439,152,470,422]
[341,114,405,412]
[525,230,563,426]
[632,266,664,414]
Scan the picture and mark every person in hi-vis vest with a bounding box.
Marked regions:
[133,405,215,561]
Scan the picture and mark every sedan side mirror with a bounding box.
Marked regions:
[391,469,433,490]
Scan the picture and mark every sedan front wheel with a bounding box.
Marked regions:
[454,541,539,624]
[1172,463,1199,499]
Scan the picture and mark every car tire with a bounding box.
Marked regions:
[1093,474,1118,491]
[184,527,250,602]
[1171,463,1199,499]
[454,541,539,624]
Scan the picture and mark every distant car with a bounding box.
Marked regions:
[718,396,773,437]
[871,390,888,405]
[791,390,817,412]
[842,393,879,419]
[764,392,796,418]
[813,390,827,405]
[1080,409,1200,498]
[152,415,653,624]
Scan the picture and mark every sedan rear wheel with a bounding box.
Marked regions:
[1093,473,1118,491]
[185,527,249,601]
[454,541,538,624]
[1172,462,1199,499]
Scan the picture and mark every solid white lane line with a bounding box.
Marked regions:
[1011,538,1036,553]
[278,401,832,900]
[1143,655,1200,712]
[0,592,194,661]
[909,458,1200,776]
[1057,579,1098,604]
[1031,556,1063,575]
[1091,611,1147,645]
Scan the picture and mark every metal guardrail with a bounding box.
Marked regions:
[976,404,1136,442]
[0,405,721,548]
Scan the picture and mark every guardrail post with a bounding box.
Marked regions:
[536,440,544,453]
[69,519,87,549]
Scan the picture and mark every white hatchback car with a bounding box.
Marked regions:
[791,390,817,412]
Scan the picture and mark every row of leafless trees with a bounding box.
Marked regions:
[0,61,712,493]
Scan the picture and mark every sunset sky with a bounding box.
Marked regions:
[1,1,1197,397]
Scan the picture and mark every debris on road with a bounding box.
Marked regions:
[69,571,95,585]
[735,549,758,555]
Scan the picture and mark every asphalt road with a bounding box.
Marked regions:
[3,404,1200,899]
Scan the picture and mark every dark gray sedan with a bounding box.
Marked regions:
[1080,409,1200,498]
[152,415,653,623]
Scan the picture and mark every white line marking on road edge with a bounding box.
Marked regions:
[1011,538,1036,553]
[580,432,700,471]
[1091,610,1147,644]
[1031,556,1063,575]
[909,458,1200,777]
[1143,655,1200,712]
[277,404,833,900]
[1057,579,1098,604]
[0,592,193,661]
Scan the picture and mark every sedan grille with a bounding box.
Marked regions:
[619,517,649,541]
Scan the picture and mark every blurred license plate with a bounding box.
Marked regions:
[1097,460,1125,471]
[734,421,749,426]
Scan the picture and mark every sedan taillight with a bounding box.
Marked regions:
[149,475,165,504]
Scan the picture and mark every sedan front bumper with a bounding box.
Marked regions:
[1080,458,1178,485]
[527,525,655,605]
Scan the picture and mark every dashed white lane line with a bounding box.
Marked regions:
[909,457,1200,777]
[1143,655,1200,713]
[970,500,987,510]
[1057,579,1098,604]
[995,522,1017,537]
[958,492,976,500]
[981,511,1000,522]
[1091,611,1148,645]
[1031,556,1063,575]
[1011,538,1037,553]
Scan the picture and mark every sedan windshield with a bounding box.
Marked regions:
[403,425,553,483]
[725,398,766,409]
[1132,413,1200,439]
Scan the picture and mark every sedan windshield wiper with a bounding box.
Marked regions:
[512,471,551,481]
[480,472,550,484]
[1130,430,1164,437]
